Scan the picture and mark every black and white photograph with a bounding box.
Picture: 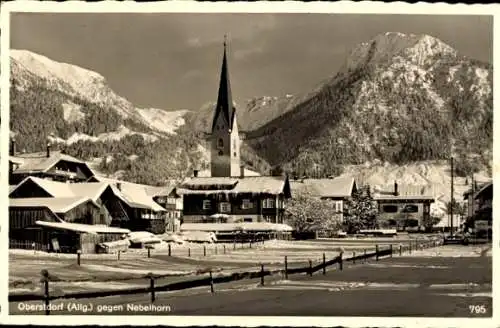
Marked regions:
[2,1,495,324]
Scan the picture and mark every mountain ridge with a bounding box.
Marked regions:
[244,32,492,178]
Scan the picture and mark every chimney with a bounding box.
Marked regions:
[116,182,122,191]
[394,181,399,196]
[46,142,51,158]
[240,165,245,178]
[193,169,199,178]
[10,138,15,156]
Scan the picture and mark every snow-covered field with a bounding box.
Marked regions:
[10,237,486,297]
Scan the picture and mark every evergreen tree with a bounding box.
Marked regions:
[343,185,378,233]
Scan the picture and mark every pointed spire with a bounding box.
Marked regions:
[212,35,236,132]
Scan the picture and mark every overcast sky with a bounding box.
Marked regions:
[11,13,492,111]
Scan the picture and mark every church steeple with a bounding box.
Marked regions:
[210,36,241,178]
[212,35,236,132]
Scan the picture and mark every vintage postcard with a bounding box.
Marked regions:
[0,1,497,327]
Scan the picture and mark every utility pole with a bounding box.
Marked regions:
[450,157,454,237]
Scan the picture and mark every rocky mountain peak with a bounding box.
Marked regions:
[342,32,457,73]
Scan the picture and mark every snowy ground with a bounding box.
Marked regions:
[10,252,492,317]
[8,236,463,296]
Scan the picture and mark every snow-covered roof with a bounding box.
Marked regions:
[196,168,261,177]
[10,197,99,214]
[289,177,356,198]
[373,183,435,202]
[35,220,130,234]
[10,176,75,198]
[9,151,93,175]
[10,176,166,212]
[463,181,493,200]
[110,184,166,212]
[178,176,289,195]
[181,222,293,232]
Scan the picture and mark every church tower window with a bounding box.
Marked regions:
[218,138,224,148]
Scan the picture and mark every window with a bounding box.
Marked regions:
[263,198,275,208]
[402,205,419,213]
[218,138,224,148]
[218,150,223,156]
[233,152,237,157]
[335,201,343,213]
[264,215,275,223]
[241,199,253,209]
[219,202,231,213]
[202,200,211,210]
[382,205,398,213]
[406,219,419,227]
[244,218,253,223]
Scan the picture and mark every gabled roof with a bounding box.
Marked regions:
[10,176,75,198]
[10,197,98,214]
[90,176,167,212]
[177,176,291,196]
[290,177,357,198]
[109,184,166,212]
[67,182,110,201]
[9,151,93,175]
[373,183,434,201]
[35,220,130,234]
[473,182,493,200]
[10,176,166,212]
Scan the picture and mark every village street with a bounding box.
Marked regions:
[10,245,492,317]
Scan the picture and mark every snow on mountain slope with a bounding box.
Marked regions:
[10,49,189,135]
[65,125,159,144]
[136,108,189,134]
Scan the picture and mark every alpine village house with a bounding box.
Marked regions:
[8,140,179,253]
[177,40,293,239]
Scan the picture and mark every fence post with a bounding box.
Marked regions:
[118,250,121,261]
[188,248,191,257]
[308,259,313,276]
[147,247,151,258]
[409,241,412,254]
[353,251,356,264]
[399,244,402,256]
[40,270,50,315]
[215,246,218,255]
[32,242,36,254]
[233,240,236,250]
[390,245,393,258]
[338,251,344,271]
[223,244,226,254]
[376,245,379,261]
[364,249,367,263]
[250,240,252,249]
[203,246,206,257]
[209,271,214,293]
[147,273,155,303]
[168,244,171,257]
[284,256,288,280]
[261,264,265,285]
[322,253,326,275]
[77,250,81,266]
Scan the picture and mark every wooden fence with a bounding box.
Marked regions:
[9,238,444,314]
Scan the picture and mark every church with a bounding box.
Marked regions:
[177,39,293,237]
